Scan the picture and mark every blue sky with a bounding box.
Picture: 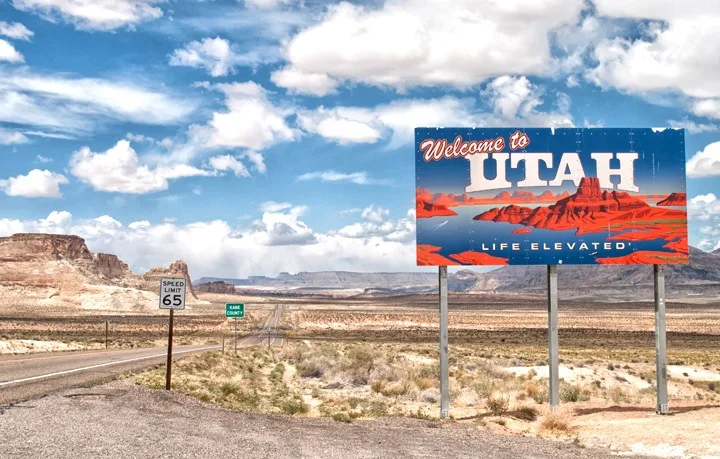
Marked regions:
[0,0,719,278]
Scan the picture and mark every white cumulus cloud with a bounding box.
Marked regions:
[169,37,269,77]
[12,0,164,31]
[297,79,573,147]
[70,140,211,194]
[208,155,250,178]
[0,39,23,63]
[272,0,584,95]
[0,169,68,198]
[687,142,720,178]
[0,206,419,277]
[187,82,296,152]
[589,4,720,116]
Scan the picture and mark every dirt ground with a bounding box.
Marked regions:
[3,291,720,457]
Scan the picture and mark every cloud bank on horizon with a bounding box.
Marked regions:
[1,0,720,277]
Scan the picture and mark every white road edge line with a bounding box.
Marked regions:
[0,346,218,388]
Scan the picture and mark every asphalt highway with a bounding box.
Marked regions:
[0,306,285,405]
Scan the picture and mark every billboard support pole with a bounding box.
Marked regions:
[439,265,450,419]
[654,264,669,414]
[547,265,559,408]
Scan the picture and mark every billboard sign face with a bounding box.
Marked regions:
[415,128,688,266]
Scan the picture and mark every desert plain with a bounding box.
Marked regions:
[3,289,720,458]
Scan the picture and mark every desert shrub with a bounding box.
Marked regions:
[474,375,500,399]
[297,357,331,378]
[362,400,389,417]
[337,347,377,385]
[278,398,309,415]
[369,364,402,383]
[526,381,549,404]
[379,380,410,397]
[540,410,573,433]
[269,363,285,382]
[512,405,539,421]
[219,382,241,397]
[416,377,434,390]
[332,412,353,423]
[419,388,440,403]
[560,384,587,403]
[609,386,631,404]
[370,380,383,393]
[486,394,509,416]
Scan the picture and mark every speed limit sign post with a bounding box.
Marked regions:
[159,277,187,391]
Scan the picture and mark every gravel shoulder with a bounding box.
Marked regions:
[0,379,642,459]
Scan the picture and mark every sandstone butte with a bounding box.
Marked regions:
[0,233,198,311]
[657,192,687,207]
[474,177,686,235]
[472,177,689,263]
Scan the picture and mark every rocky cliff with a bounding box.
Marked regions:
[0,233,198,311]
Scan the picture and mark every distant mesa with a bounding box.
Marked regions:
[512,190,535,200]
[657,192,687,207]
[511,228,533,235]
[195,280,236,294]
[416,187,571,210]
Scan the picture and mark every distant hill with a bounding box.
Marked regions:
[196,247,720,299]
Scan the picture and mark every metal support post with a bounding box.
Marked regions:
[439,266,450,419]
[234,318,238,354]
[165,309,174,391]
[105,320,109,350]
[547,265,559,408]
[654,264,669,414]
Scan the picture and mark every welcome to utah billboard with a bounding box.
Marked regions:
[415,128,688,266]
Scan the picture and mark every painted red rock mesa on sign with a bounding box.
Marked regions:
[657,192,687,207]
[416,245,459,266]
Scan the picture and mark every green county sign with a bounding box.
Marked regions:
[225,303,245,318]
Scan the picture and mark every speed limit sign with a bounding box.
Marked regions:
[159,277,187,310]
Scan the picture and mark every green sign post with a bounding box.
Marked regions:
[226,303,245,354]
[225,303,245,318]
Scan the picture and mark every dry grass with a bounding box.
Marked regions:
[486,394,510,416]
[539,410,574,433]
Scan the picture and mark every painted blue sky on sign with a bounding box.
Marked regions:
[0,0,719,277]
